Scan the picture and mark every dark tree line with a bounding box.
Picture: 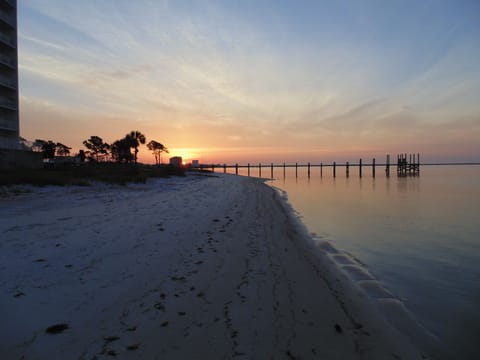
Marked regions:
[83,131,168,164]
[33,139,71,159]
[32,131,168,165]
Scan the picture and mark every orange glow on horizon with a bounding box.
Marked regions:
[167,148,200,164]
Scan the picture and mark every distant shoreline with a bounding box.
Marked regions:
[421,162,480,166]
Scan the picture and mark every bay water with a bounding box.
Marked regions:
[218,164,478,357]
[265,164,480,359]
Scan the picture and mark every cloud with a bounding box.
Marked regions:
[17,0,480,163]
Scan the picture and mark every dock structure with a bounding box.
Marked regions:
[192,153,420,179]
[397,153,420,176]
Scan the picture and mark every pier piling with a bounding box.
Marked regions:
[386,155,390,177]
[396,153,420,176]
[201,154,419,179]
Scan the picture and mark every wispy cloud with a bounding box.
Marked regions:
[17,0,480,162]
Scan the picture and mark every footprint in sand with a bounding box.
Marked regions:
[170,275,186,281]
[126,343,140,351]
[154,303,165,311]
[45,323,69,334]
[104,336,120,343]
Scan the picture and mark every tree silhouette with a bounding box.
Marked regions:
[78,150,86,162]
[83,136,110,162]
[111,138,134,163]
[33,139,71,159]
[55,143,71,157]
[125,131,146,164]
[147,140,169,165]
[34,139,56,159]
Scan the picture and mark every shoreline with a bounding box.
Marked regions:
[268,181,450,359]
[1,174,435,359]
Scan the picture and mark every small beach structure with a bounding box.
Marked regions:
[169,156,183,167]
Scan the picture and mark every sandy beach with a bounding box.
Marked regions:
[1,173,431,359]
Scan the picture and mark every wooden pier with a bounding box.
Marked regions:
[191,153,420,179]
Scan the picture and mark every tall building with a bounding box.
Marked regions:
[0,0,19,150]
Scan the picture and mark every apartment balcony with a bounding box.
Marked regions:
[0,53,16,68]
[0,74,16,89]
[0,9,15,27]
[0,31,15,48]
[0,117,16,131]
[0,96,16,110]
[3,0,16,8]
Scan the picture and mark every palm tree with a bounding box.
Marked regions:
[126,131,146,164]
[111,138,133,163]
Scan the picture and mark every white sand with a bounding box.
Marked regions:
[1,174,432,359]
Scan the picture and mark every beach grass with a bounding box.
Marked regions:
[0,163,185,186]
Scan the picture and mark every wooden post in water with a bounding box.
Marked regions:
[417,153,420,174]
[359,158,362,178]
[372,158,376,178]
[271,163,274,179]
[223,164,226,173]
[295,163,298,178]
[386,154,390,177]
[212,164,215,173]
[235,163,238,175]
[259,163,261,177]
[346,161,349,177]
[308,162,311,178]
[320,162,323,177]
[333,162,336,178]
[247,163,250,177]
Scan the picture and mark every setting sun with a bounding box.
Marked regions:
[167,148,199,164]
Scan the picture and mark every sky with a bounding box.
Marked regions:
[17,0,480,164]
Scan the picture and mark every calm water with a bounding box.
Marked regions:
[224,165,480,358]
